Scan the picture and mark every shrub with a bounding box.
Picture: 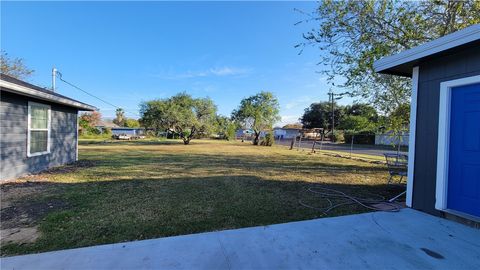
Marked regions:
[327,131,344,143]
[344,130,375,144]
[88,127,101,135]
[260,133,275,146]
[225,123,236,141]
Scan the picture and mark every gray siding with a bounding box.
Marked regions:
[412,44,480,215]
[1,91,78,180]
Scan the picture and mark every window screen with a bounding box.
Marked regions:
[29,103,50,155]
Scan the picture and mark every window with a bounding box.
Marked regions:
[28,102,51,156]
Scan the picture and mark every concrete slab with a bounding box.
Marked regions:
[1,209,479,270]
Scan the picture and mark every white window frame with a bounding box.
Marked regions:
[435,75,480,211]
[27,101,51,157]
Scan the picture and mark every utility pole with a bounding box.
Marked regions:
[328,90,335,142]
[327,90,348,143]
[52,67,57,92]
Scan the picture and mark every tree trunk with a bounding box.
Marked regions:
[182,126,196,145]
[253,132,260,145]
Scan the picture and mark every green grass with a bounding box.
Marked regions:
[1,139,402,256]
[78,133,112,140]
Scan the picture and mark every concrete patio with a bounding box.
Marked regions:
[1,208,479,270]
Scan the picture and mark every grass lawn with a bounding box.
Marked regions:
[0,139,403,256]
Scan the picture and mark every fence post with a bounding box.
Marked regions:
[311,133,318,153]
[319,132,324,151]
[350,132,354,157]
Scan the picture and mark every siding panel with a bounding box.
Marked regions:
[413,45,480,215]
[1,91,79,180]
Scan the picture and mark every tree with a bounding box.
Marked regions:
[79,111,101,128]
[140,93,217,145]
[1,51,34,80]
[113,108,125,126]
[298,0,480,114]
[232,91,280,145]
[300,101,344,130]
[78,111,102,135]
[383,103,411,152]
[123,118,140,128]
[344,103,378,123]
[214,115,237,140]
[386,103,410,134]
[340,115,374,131]
[139,99,174,135]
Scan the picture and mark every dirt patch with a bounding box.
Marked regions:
[1,227,39,244]
[1,181,50,208]
[21,160,97,180]
[321,152,386,164]
[1,182,70,246]
[1,199,68,229]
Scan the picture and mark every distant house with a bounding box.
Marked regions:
[95,119,120,133]
[375,131,409,146]
[301,128,323,140]
[374,25,480,221]
[0,74,96,180]
[235,129,267,140]
[273,127,300,140]
[111,127,145,136]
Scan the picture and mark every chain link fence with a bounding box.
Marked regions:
[276,131,409,161]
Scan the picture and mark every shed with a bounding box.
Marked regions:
[374,24,480,222]
[0,74,96,180]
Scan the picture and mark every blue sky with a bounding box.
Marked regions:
[2,1,352,126]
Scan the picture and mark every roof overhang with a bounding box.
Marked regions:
[374,24,480,77]
[0,79,97,111]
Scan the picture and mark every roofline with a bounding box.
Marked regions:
[111,127,145,130]
[0,79,97,111]
[374,24,480,73]
[274,128,302,130]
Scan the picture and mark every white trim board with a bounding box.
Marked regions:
[374,24,480,73]
[435,75,480,211]
[406,66,419,207]
[0,79,96,111]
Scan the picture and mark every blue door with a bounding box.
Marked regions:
[447,82,480,217]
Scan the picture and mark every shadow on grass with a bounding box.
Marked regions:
[79,139,233,146]
[80,151,389,176]
[1,175,404,257]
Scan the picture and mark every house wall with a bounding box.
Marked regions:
[274,129,300,140]
[1,91,78,180]
[111,128,145,136]
[112,129,136,136]
[412,44,480,215]
[375,132,409,146]
[273,129,286,138]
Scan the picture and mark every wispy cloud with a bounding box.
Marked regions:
[155,66,251,80]
[284,96,314,110]
[277,115,301,126]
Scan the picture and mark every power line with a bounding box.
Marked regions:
[56,73,140,118]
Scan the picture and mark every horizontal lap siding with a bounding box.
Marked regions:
[1,91,79,180]
[413,43,480,215]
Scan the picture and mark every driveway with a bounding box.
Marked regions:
[276,140,408,157]
[1,209,479,270]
